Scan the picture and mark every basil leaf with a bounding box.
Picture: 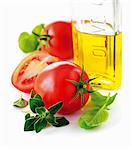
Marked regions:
[34,118,47,133]
[46,113,57,124]
[48,101,63,114]
[25,113,30,120]
[79,109,109,129]
[35,107,46,116]
[106,93,117,106]
[52,117,69,127]
[32,24,44,36]
[18,32,39,53]
[13,97,28,108]
[78,94,110,129]
[29,94,44,113]
[24,116,38,131]
[91,91,117,107]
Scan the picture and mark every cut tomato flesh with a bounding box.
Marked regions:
[12,51,59,93]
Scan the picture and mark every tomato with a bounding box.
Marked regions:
[34,61,91,114]
[41,21,73,60]
[11,51,59,93]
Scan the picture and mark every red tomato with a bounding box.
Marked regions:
[34,61,90,114]
[11,51,59,93]
[41,21,73,60]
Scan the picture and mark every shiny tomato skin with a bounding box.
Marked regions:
[11,51,59,93]
[34,62,90,114]
[41,21,73,60]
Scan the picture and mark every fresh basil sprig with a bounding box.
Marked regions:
[32,24,44,36]
[18,24,50,53]
[78,91,117,129]
[18,32,39,53]
[18,24,43,53]
[90,89,117,107]
[24,91,69,133]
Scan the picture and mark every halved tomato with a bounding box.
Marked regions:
[11,51,59,93]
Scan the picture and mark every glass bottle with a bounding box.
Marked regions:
[72,0,122,89]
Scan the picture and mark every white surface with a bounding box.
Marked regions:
[0,0,132,150]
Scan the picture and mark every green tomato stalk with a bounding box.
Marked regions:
[68,65,96,105]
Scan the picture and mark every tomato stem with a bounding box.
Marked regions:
[32,32,50,49]
[68,66,96,105]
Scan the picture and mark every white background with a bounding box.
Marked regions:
[0,0,132,150]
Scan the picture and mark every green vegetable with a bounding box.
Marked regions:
[35,107,46,116]
[13,96,28,108]
[32,24,50,48]
[90,90,117,107]
[29,94,44,113]
[78,93,116,129]
[53,117,70,127]
[34,118,47,133]
[79,109,109,129]
[48,101,63,114]
[24,116,38,131]
[46,113,57,124]
[18,32,39,53]
[25,113,30,120]
[24,92,69,133]
[32,24,44,36]
[18,24,51,53]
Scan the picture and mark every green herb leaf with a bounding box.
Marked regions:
[24,116,38,131]
[91,91,117,107]
[32,24,44,36]
[29,94,44,113]
[106,93,117,106]
[13,97,28,108]
[34,118,47,133]
[23,94,69,133]
[46,113,57,124]
[18,32,39,53]
[79,109,109,129]
[52,117,69,127]
[48,101,63,114]
[35,107,46,116]
[25,113,30,120]
[30,90,35,98]
[78,94,110,129]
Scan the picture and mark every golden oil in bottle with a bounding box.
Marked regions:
[72,21,122,89]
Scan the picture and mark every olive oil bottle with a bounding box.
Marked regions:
[72,0,122,89]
